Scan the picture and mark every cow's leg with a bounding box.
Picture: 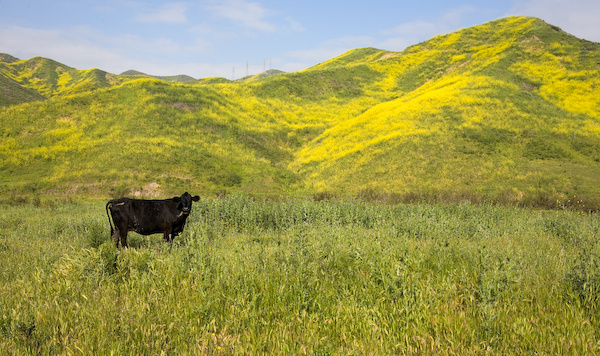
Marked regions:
[163,230,171,243]
[112,228,121,248]
[112,225,129,248]
[120,231,128,248]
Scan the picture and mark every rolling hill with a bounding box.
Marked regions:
[1,16,599,207]
[120,70,197,83]
[0,72,46,106]
[0,54,127,99]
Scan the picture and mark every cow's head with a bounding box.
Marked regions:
[173,192,200,214]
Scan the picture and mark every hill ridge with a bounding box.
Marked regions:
[0,53,20,63]
[120,70,197,83]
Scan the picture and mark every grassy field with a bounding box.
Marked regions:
[1,196,599,354]
[1,15,600,354]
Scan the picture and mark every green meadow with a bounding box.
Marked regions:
[1,196,600,354]
[1,15,600,354]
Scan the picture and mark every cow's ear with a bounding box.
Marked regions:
[192,195,200,202]
[171,196,180,201]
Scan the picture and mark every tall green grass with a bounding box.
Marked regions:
[1,196,599,354]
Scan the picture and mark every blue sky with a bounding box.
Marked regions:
[1,0,599,79]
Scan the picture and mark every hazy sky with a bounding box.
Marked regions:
[1,0,599,79]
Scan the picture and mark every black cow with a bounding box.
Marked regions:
[106,192,200,248]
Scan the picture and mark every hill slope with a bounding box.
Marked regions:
[0,73,46,106]
[0,78,299,196]
[0,55,127,100]
[120,70,197,83]
[292,17,600,203]
[1,16,599,205]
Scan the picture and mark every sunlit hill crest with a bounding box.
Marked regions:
[1,16,599,207]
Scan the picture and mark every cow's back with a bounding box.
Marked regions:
[127,199,178,235]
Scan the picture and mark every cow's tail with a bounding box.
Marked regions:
[106,201,114,238]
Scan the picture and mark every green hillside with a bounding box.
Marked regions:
[120,70,197,83]
[292,17,600,204]
[0,54,127,99]
[238,69,285,83]
[0,79,299,196]
[0,73,46,106]
[1,16,599,206]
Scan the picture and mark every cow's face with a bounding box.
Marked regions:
[176,192,200,215]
